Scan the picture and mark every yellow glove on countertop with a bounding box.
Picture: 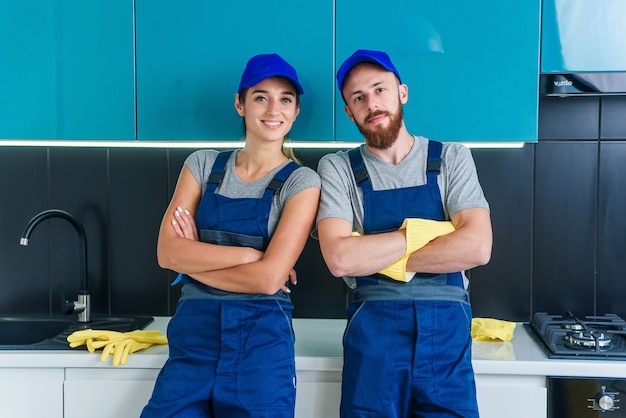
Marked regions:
[67,329,168,367]
[471,318,516,342]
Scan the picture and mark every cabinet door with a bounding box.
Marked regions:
[0,0,135,140]
[542,0,626,72]
[135,0,334,141]
[476,375,547,418]
[295,371,341,418]
[64,368,159,418]
[336,0,540,142]
[0,369,64,418]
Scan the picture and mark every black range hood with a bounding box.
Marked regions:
[540,72,626,97]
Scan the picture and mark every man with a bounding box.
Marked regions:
[316,49,492,417]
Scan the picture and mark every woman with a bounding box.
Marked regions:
[141,53,321,417]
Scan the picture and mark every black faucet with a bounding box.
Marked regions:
[20,209,91,322]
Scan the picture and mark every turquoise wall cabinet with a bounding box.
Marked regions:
[336,0,541,142]
[135,0,334,141]
[0,0,135,140]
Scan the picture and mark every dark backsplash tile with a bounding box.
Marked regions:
[539,96,600,140]
[600,96,626,140]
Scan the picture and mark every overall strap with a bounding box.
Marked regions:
[207,150,233,190]
[348,147,373,192]
[267,161,300,191]
[261,161,301,203]
[426,140,443,184]
[258,160,300,238]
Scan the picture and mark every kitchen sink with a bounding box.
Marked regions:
[0,315,154,350]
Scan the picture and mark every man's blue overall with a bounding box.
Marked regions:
[142,151,299,418]
[340,141,479,418]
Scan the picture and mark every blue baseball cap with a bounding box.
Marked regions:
[336,49,402,92]
[238,53,304,95]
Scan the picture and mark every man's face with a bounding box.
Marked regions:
[342,64,408,150]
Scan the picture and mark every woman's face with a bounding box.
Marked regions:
[235,77,300,143]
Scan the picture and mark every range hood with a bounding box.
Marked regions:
[541,0,626,97]
[540,72,626,97]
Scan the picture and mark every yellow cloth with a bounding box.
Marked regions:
[377,218,456,282]
[67,329,168,367]
[471,318,516,342]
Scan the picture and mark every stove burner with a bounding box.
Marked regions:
[564,330,612,350]
[530,312,626,359]
[562,322,585,331]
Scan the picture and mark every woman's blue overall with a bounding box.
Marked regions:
[340,141,479,418]
[142,151,299,418]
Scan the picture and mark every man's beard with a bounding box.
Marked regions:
[355,104,404,150]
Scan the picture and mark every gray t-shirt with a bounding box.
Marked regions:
[181,149,320,300]
[316,136,489,289]
[186,149,321,237]
[316,136,489,232]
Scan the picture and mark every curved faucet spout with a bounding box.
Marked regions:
[20,209,90,322]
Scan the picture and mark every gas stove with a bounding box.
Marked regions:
[530,312,626,360]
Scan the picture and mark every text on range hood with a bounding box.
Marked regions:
[540,73,626,97]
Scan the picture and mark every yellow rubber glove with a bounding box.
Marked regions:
[400,218,456,255]
[67,329,168,366]
[377,254,412,282]
[352,231,411,282]
[379,218,456,282]
[352,219,456,282]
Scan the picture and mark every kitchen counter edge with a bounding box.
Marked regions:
[1,317,626,379]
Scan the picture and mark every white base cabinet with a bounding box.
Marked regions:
[63,368,342,418]
[64,368,158,418]
[0,369,64,418]
[295,371,342,418]
[0,367,546,418]
[293,372,549,418]
[476,374,547,418]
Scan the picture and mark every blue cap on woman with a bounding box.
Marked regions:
[238,53,304,95]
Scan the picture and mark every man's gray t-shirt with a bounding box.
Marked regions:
[316,136,489,231]
[316,136,489,289]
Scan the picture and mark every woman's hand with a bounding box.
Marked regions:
[171,206,198,240]
[280,268,297,294]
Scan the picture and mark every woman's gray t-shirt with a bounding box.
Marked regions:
[180,149,320,299]
[185,149,321,237]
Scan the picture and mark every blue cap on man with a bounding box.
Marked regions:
[336,49,402,92]
[238,53,304,95]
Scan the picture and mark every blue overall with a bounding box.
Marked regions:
[340,141,479,418]
[142,151,299,418]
